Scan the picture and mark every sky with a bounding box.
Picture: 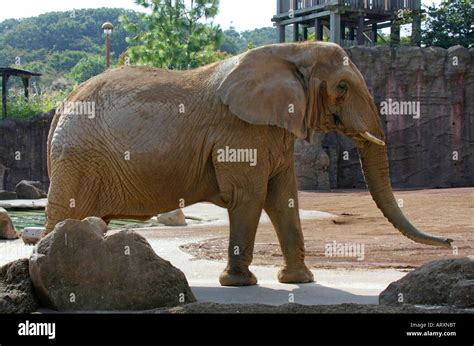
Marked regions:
[0,0,276,31]
[0,0,444,32]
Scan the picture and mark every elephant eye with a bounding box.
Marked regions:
[337,81,348,94]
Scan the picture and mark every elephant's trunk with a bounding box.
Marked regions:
[357,141,453,247]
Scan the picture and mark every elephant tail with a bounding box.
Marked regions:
[47,107,62,180]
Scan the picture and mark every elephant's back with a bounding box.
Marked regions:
[50,64,219,169]
[70,65,191,106]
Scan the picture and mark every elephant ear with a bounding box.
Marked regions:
[217,48,310,140]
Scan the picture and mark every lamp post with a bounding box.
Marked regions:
[102,22,114,70]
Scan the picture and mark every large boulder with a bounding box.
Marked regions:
[157,209,187,226]
[379,257,474,308]
[0,190,17,200]
[0,259,39,313]
[0,207,19,239]
[29,217,196,311]
[15,180,47,200]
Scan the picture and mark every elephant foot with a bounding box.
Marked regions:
[219,267,257,286]
[278,265,314,284]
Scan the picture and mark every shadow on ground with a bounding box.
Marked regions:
[191,282,376,306]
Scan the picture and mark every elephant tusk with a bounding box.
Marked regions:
[360,132,385,146]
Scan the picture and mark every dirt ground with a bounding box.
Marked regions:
[180,188,474,270]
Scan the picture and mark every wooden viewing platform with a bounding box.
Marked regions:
[272,0,422,47]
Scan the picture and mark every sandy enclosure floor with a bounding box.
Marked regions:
[180,188,474,270]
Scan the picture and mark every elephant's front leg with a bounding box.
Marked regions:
[219,198,264,286]
[264,166,314,284]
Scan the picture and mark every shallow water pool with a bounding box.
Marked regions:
[8,211,155,231]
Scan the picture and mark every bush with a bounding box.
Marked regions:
[1,91,68,120]
[68,55,105,84]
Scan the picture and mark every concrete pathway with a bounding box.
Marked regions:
[142,233,404,306]
[0,198,47,209]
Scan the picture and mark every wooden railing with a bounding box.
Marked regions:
[277,0,421,13]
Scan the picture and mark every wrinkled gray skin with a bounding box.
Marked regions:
[46,42,452,286]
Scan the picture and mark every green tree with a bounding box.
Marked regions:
[120,0,223,69]
[422,0,473,48]
[240,27,277,48]
[0,8,141,57]
[220,26,244,55]
[68,55,105,83]
[0,8,143,89]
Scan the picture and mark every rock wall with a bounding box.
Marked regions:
[295,45,474,190]
[0,111,53,191]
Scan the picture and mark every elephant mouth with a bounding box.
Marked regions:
[331,114,385,146]
[352,132,385,146]
[345,131,385,147]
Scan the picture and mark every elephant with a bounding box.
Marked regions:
[46,41,453,286]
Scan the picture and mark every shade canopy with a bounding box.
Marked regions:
[1,67,42,118]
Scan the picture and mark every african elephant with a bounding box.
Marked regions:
[46,42,452,286]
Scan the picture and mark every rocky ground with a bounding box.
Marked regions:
[152,302,465,314]
[181,188,473,269]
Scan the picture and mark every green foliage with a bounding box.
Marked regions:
[219,26,242,54]
[68,55,106,83]
[121,0,223,69]
[422,0,473,48]
[1,91,66,120]
[220,26,277,54]
[0,8,140,57]
[0,8,142,89]
[240,27,277,48]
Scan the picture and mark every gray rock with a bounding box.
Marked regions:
[0,207,19,239]
[0,259,39,313]
[15,180,47,200]
[0,110,54,192]
[450,280,474,308]
[379,257,474,307]
[294,134,322,190]
[316,151,330,190]
[152,302,465,314]
[21,227,45,245]
[157,209,187,226]
[0,164,6,191]
[0,190,17,200]
[29,217,196,311]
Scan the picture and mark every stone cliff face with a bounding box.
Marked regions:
[0,112,53,192]
[295,45,473,190]
[0,46,472,192]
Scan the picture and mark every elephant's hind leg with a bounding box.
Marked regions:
[45,158,104,233]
